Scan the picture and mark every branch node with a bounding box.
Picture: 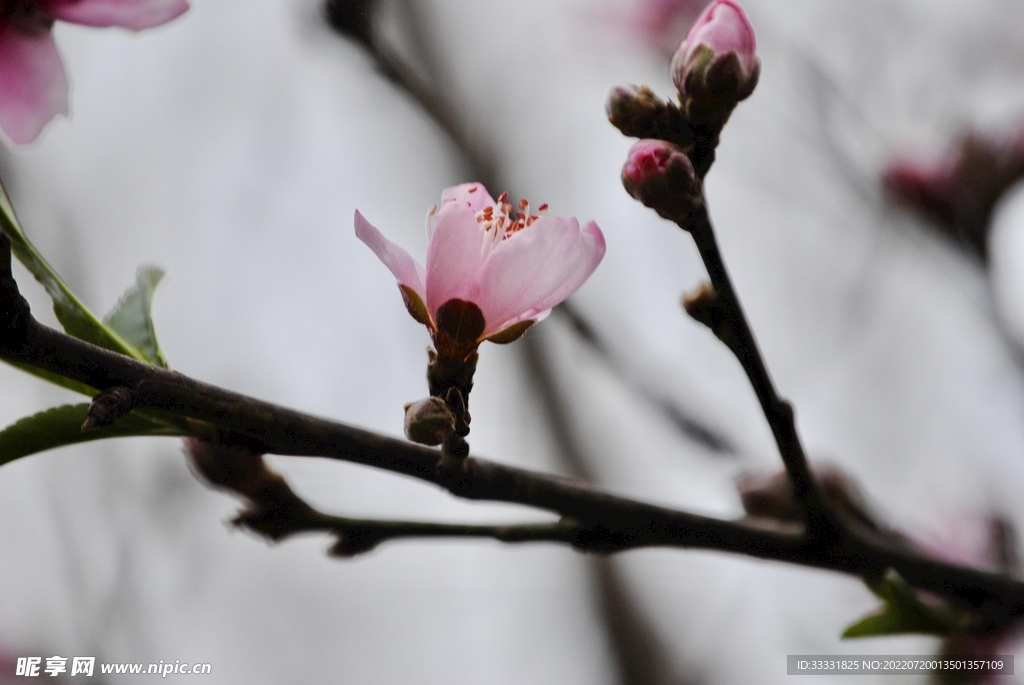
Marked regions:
[81,385,136,431]
[328,529,387,558]
[682,280,735,348]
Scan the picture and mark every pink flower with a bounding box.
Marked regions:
[355,183,606,359]
[0,0,189,145]
[670,0,759,105]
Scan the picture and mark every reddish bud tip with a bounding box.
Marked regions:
[621,139,703,222]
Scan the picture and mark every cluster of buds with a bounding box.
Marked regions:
[609,0,759,223]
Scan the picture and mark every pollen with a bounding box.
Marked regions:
[473,193,547,240]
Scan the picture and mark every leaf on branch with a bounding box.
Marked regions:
[103,266,168,367]
[0,179,151,363]
[6,361,98,396]
[0,404,184,469]
[842,568,961,639]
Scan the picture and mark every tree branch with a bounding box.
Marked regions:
[1,241,1023,629]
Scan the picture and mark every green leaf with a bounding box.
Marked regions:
[5,361,97,396]
[0,404,184,469]
[103,266,168,367]
[842,569,960,639]
[0,179,148,361]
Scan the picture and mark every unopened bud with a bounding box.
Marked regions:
[622,139,703,222]
[606,85,694,151]
[183,436,269,495]
[670,0,760,127]
[738,464,879,530]
[403,397,456,446]
[682,281,735,347]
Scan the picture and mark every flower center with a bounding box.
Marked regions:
[474,191,549,241]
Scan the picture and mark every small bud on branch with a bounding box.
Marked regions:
[682,280,736,347]
[622,139,704,223]
[81,385,136,432]
[605,85,695,151]
[403,397,456,446]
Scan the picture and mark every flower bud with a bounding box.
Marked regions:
[621,139,703,222]
[670,0,760,126]
[403,397,456,446]
[737,464,879,530]
[682,281,734,346]
[183,436,269,495]
[606,85,694,151]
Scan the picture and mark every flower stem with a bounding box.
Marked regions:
[427,349,477,470]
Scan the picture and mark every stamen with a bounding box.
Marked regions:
[519,198,529,210]
[425,204,438,234]
[538,203,549,212]
[497,191,509,204]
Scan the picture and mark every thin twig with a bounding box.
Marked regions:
[683,205,836,535]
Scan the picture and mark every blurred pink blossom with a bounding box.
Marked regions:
[884,129,1024,257]
[917,515,1021,684]
[356,183,606,358]
[0,0,189,145]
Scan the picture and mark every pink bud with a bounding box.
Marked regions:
[621,139,702,222]
[670,0,759,123]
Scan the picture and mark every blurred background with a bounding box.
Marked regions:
[2,0,1024,682]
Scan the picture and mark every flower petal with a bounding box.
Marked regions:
[477,217,605,336]
[424,203,487,316]
[354,210,426,300]
[50,0,189,30]
[440,182,497,213]
[0,27,68,145]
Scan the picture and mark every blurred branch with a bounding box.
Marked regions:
[2,233,1024,631]
[555,302,736,456]
[324,0,498,189]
